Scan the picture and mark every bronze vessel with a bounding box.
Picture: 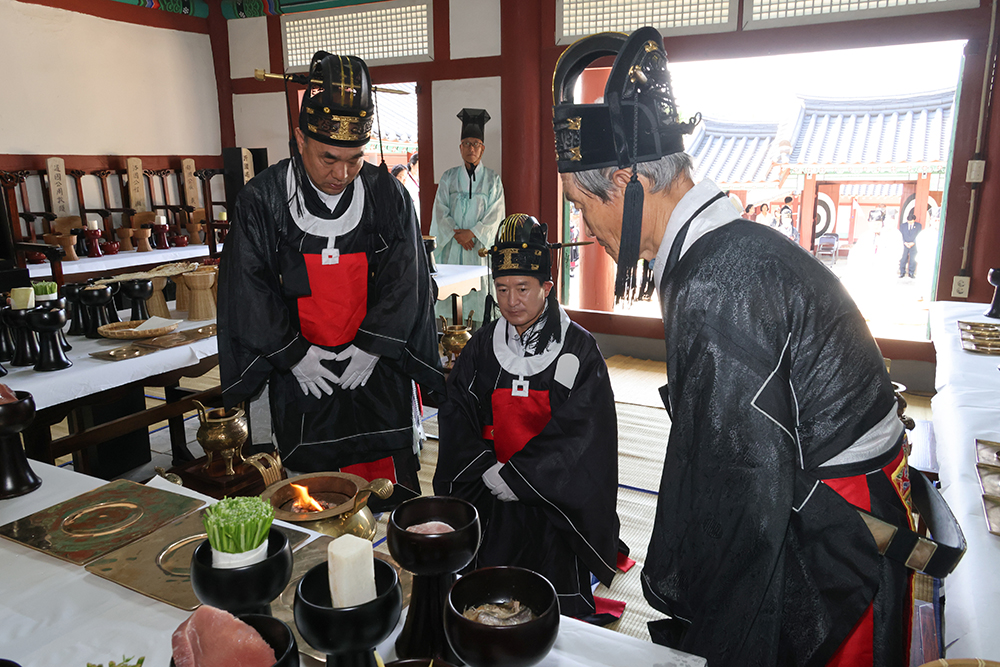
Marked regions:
[193,400,248,476]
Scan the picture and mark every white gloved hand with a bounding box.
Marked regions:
[291,345,339,399]
[334,345,380,390]
[482,461,518,502]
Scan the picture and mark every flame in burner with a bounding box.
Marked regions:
[290,483,325,512]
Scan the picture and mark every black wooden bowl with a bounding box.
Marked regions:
[388,496,480,576]
[444,567,560,667]
[190,529,292,616]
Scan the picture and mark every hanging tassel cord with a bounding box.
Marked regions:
[615,96,645,302]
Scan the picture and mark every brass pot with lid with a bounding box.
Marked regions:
[260,472,393,541]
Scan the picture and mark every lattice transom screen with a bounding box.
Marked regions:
[749,0,976,23]
[284,1,430,68]
[558,0,735,42]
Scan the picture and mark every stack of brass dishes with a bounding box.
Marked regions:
[957,320,1000,354]
[976,439,1000,536]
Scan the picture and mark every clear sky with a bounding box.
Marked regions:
[669,40,968,123]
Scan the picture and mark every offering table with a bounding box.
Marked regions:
[27,244,217,285]
[434,264,488,326]
[0,463,707,667]
[928,301,1000,660]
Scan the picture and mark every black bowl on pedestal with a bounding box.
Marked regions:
[63,283,90,336]
[190,528,292,616]
[444,567,560,667]
[78,285,113,339]
[169,613,300,667]
[0,306,15,363]
[0,391,42,499]
[294,558,402,667]
[104,281,122,324]
[986,268,1000,319]
[26,307,72,372]
[2,307,39,367]
[388,496,480,663]
[121,278,153,321]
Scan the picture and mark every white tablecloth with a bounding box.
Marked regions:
[4,308,217,411]
[928,301,1000,661]
[28,245,215,280]
[0,465,705,667]
[434,264,488,300]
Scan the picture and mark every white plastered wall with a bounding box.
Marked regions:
[449,0,501,60]
[228,15,269,80]
[234,92,291,164]
[431,77,502,184]
[0,0,221,156]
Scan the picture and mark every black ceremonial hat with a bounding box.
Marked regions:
[552,27,699,173]
[458,108,491,142]
[488,214,552,281]
[299,51,374,147]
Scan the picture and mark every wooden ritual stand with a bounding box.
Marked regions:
[195,168,228,258]
[169,454,271,499]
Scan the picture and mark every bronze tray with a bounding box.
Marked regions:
[982,494,1000,537]
[89,344,159,362]
[961,329,1000,342]
[0,480,204,565]
[976,439,1000,467]
[958,320,1000,334]
[271,536,412,661]
[961,338,1000,354]
[977,463,1000,497]
[86,510,310,610]
[135,324,216,349]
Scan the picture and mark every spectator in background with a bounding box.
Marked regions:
[755,203,776,228]
[899,210,922,279]
[404,152,420,222]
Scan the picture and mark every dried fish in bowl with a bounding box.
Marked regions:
[463,600,537,626]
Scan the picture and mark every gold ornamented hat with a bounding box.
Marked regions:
[299,51,374,147]
[488,214,552,281]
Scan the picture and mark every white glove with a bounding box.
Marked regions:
[334,345,380,390]
[482,461,518,502]
[291,345,339,399]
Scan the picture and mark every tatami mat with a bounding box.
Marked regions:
[606,354,668,408]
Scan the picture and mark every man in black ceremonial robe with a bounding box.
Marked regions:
[434,214,621,619]
[551,27,962,666]
[217,51,443,501]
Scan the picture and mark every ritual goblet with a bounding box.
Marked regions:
[79,285,113,339]
[185,270,216,321]
[0,390,42,499]
[44,295,72,351]
[186,221,204,244]
[84,228,103,258]
[986,268,1000,319]
[56,235,79,261]
[26,306,72,371]
[444,567,560,667]
[121,279,153,321]
[152,222,171,250]
[71,228,88,258]
[388,496,481,663]
[3,307,39,367]
[63,283,90,336]
[134,226,153,253]
[115,226,134,252]
[422,236,438,275]
[169,614,300,667]
[294,558,402,667]
[0,307,15,362]
[173,273,189,312]
[190,528,293,617]
[148,276,171,318]
[104,281,122,324]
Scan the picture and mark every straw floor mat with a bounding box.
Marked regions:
[606,354,668,409]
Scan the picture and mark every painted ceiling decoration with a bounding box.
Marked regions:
[220,0,387,18]
[109,0,210,18]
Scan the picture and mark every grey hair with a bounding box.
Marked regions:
[571,152,695,203]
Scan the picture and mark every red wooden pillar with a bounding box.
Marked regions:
[499,0,541,217]
[800,174,818,251]
[915,173,930,225]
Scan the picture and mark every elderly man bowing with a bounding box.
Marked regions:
[218,51,442,504]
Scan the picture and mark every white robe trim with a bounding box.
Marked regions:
[286,162,365,249]
[492,305,572,379]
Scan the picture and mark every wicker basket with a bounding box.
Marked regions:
[97,320,179,340]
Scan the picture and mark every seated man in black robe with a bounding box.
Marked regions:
[434,213,622,620]
[217,51,442,505]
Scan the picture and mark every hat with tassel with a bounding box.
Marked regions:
[552,27,700,301]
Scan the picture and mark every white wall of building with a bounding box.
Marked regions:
[234,92,290,164]
[449,0,501,60]
[0,0,220,156]
[431,77,502,183]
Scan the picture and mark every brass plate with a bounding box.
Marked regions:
[958,320,1000,334]
[135,324,216,349]
[981,495,1000,537]
[976,439,1000,467]
[961,329,1000,342]
[977,463,1000,497]
[960,338,1000,354]
[86,510,310,610]
[89,344,159,362]
[272,536,412,661]
[0,480,203,565]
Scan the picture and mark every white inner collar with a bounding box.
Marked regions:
[492,305,571,378]
[286,162,365,248]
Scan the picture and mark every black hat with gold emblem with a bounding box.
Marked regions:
[299,51,374,147]
[488,214,552,282]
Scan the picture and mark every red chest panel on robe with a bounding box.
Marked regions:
[486,389,551,463]
[297,252,368,348]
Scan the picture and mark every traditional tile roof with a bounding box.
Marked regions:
[687,119,780,186]
[840,182,904,198]
[788,89,955,167]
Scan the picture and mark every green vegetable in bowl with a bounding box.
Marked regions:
[32,281,57,296]
[202,496,274,554]
[86,656,144,667]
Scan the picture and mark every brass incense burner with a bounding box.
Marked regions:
[260,472,393,541]
[192,400,248,477]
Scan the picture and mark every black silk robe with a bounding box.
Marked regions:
[433,310,621,617]
[218,159,443,472]
[642,218,910,666]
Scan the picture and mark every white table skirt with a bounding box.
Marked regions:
[434,264,488,300]
[928,301,1000,661]
[28,244,216,280]
[0,465,705,667]
[4,307,217,411]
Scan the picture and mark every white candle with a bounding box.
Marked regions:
[218,211,228,221]
[87,219,99,230]
[156,214,167,226]
[327,534,377,607]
